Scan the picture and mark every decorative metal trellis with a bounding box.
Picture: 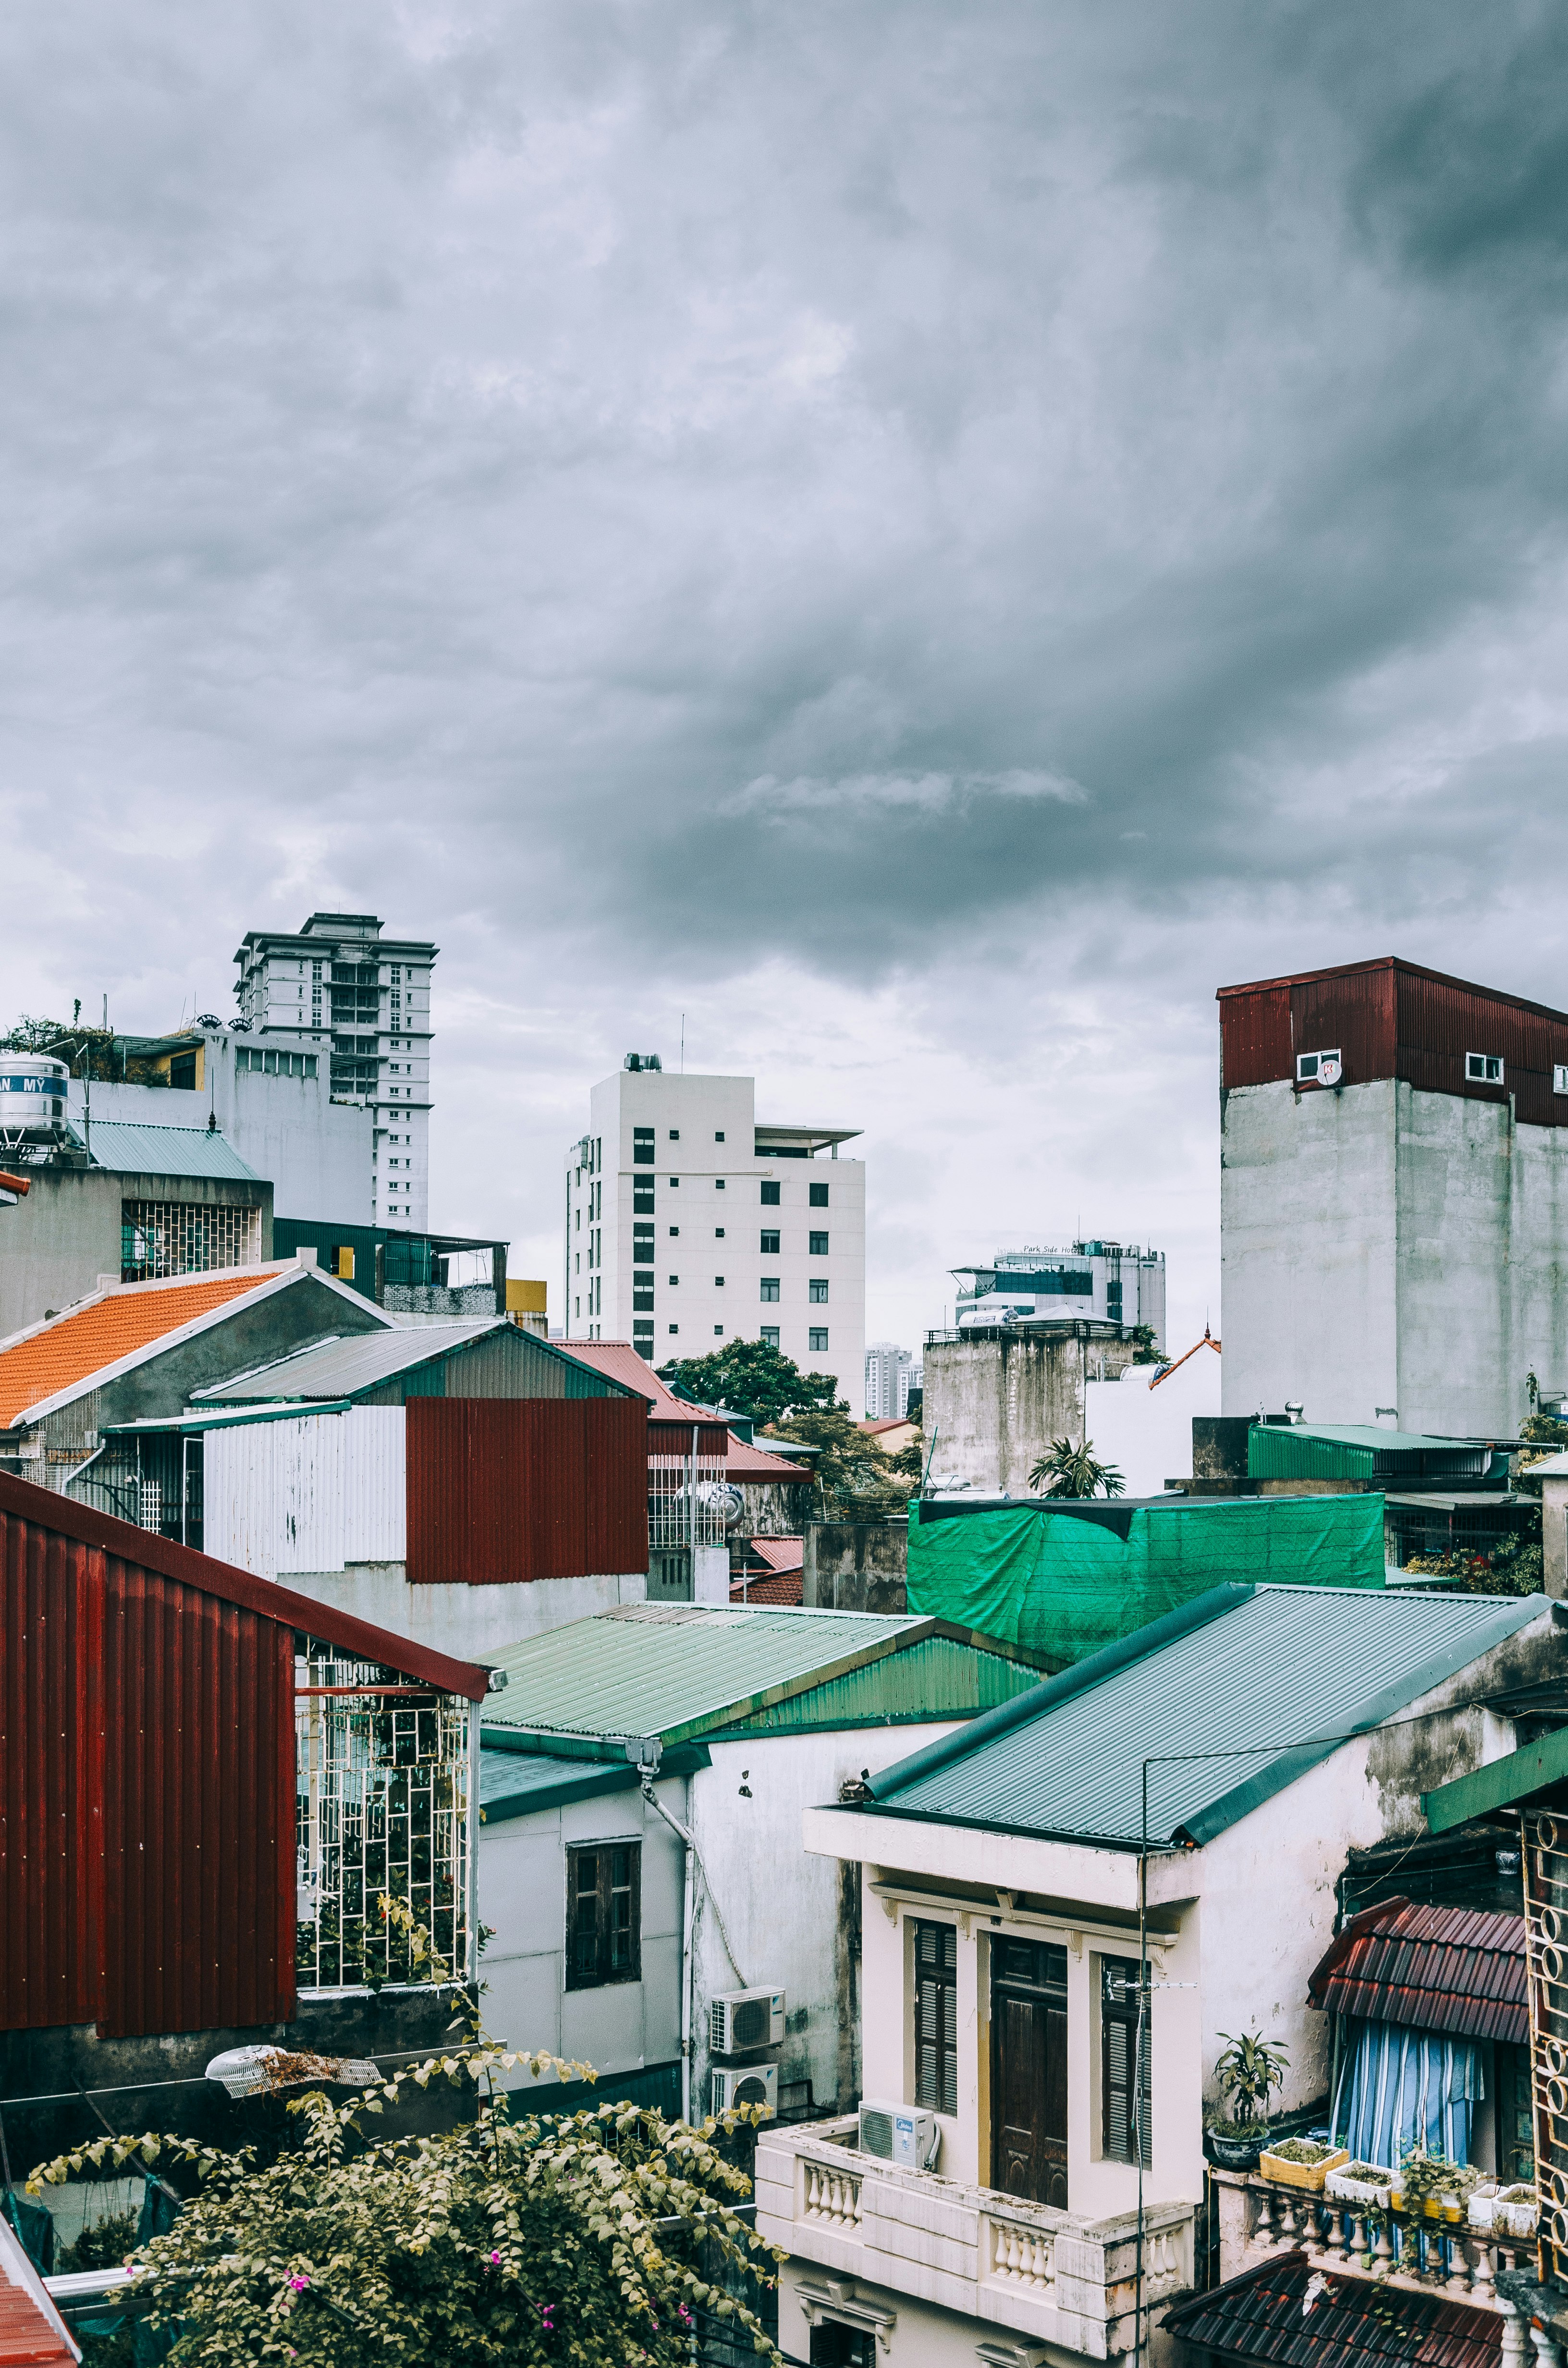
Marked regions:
[647,1439,734,1552]
[1524,1809,1568,2278]
[294,1641,472,1994]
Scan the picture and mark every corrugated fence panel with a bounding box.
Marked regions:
[1291,968,1396,1090]
[406,1398,648,1584]
[0,1509,105,2027]
[276,1415,345,1576]
[342,1407,406,1564]
[1218,982,1293,1088]
[0,1493,294,2039]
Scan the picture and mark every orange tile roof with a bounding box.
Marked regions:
[730,1569,804,1605]
[562,1341,812,1477]
[0,1271,274,1428]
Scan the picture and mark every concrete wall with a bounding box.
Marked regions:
[1222,1075,1568,1436]
[265,1563,649,1659]
[923,1330,1138,1494]
[0,1164,274,1341]
[1082,1349,1221,1497]
[70,1052,373,1224]
[803,1517,908,1612]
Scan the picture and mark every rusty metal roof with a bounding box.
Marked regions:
[1307,1896,1526,2044]
[1163,2250,1500,2368]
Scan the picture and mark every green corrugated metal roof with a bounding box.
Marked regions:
[1423,1726,1568,1833]
[479,1740,712,1823]
[863,1583,1549,1852]
[1248,1425,1492,1480]
[78,1120,262,1181]
[480,1602,1046,1751]
[708,1633,1045,1737]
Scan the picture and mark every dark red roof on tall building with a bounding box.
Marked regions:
[1165,2251,1501,2368]
[1217,956,1568,1126]
[1306,1897,1526,2044]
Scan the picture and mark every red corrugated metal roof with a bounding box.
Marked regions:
[562,1342,811,1477]
[0,2217,77,2365]
[0,1471,491,1698]
[0,1270,276,1427]
[1164,2250,1500,2368]
[1217,955,1568,1024]
[1306,1896,1526,2044]
[747,1537,805,1573]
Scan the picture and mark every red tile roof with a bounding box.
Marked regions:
[561,1342,811,1479]
[0,1270,276,1428]
[1164,2250,1500,2368]
[731,1570,804,1604]
[0,2212,79,2363]
[1307,1897,1526,2045]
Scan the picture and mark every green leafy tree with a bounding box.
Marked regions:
[658,1338,844,1425]
[1028,1437,1126,1499]
[763,1407,910,1513]
[1127,1325,1164,1366]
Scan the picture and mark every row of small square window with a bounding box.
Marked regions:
[633,1278,829,1299]
[627,1161,830,1209]
[630,1228,828,1255]
[1298,1046,1568,1090]
[632,1321,829,1350]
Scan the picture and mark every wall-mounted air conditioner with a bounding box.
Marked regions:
[858,2099,941,2171]
[710,2063,778,2119]
[710,1987,786,2055]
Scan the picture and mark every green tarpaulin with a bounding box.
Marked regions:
[907,1493,1386,1664]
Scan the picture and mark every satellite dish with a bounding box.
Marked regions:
[1317,1056,1342,1085]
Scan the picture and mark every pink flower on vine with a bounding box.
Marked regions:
[287,2275,310,2292]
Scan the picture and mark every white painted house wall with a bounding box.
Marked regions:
[1082,1348,1221,1497]
[481,1721,964,2118]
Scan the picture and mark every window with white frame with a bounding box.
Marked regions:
[1467,1052,1504,1083]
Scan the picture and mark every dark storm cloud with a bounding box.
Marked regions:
[3,0,1568,998]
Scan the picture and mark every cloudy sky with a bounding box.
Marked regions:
[3,1,1567,1366]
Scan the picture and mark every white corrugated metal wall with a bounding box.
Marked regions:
[205,1408,405,1579]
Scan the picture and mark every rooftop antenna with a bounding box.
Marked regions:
[680,1013,685,1073]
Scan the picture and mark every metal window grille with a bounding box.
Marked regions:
[1526,1810,1568,2277]
[648,1441,730,1549]
[121,1198,262,1282]
[294,1642,471,1994]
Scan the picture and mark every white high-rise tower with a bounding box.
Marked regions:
[234,912,436,1229]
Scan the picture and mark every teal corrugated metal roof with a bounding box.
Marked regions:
[480,1750,640,1820]
[709,1633,1045,1737]
[867,1584,1549,1851]
[80,1121,261,1181]
[479,1603,1033,1747]
[1279,1426,1480,1453]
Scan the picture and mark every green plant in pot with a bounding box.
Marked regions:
[1396,2142,1476,2220]
[1207,2030,1290,2170]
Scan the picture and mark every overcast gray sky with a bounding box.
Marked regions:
[4,1,1567,1364]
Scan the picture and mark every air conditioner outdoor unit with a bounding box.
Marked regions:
[710,1986,786,2055]
[710,2063,778,2120]
[858,2100,941,2171]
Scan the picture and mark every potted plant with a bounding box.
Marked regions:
[1206,2031,1291,2171]
[1469,2182,1540,2240]
[1326,2161,1396,2209]
[1257,2136,1351,2192]
[1392,2144,1475,2221]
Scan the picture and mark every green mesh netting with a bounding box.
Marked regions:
[907,1494,1386,1663]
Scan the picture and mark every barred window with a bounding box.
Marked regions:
[913,1920,958,2116]
[121,1199,262,1283]
[1101,1957,1152,2167]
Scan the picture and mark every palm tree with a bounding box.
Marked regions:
[1028,1436,1126,1498]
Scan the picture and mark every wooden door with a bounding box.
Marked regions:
[991,1937,1068,2208]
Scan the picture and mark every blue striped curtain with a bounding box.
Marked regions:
[1331,2021,1483,2168]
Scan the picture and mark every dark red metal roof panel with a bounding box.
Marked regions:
[1306,1896,1526,2044]
[1164,2250,1501,2368]
[406,1397,648,1586]
[0,1470,490,1699]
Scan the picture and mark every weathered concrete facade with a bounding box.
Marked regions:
[0,1162,274,1342]
[1222,1076,1568,1435]
[922,1326,1138,1494]
[803,1517,908,1611]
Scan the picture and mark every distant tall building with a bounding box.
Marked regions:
[1219,955,1568,1435]
[566,1057,867,1408]
[865,1341,914,1420]
[234,913,436,1230]
[951,1240,1165,1343]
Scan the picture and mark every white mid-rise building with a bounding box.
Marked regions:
[233,912,435,1231]
[952,1236,1165,1343]
[864,1340,914,1419]
[565,1057,866,1410]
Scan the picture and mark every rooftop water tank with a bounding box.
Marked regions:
[0,1053,72,1148]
